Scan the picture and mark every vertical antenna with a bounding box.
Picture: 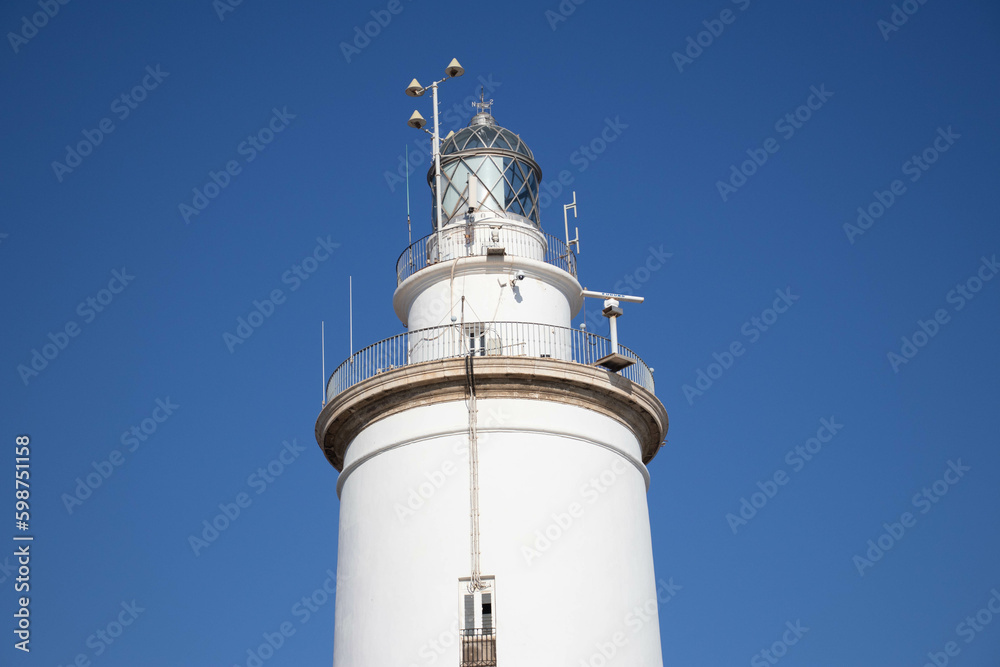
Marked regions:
[349,276,354,361]
[321,321,326,408]
[564,191,581,254]
[405,145,412,247]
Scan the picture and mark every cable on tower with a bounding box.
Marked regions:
[465,351,483,592]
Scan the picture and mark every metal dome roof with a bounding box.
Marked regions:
[440,113,534,160]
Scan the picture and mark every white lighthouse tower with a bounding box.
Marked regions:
[316,62,668,666]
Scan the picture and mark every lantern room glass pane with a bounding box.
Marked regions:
[442,126,534,160]
[478,127,498,146]
[463,132,484,150]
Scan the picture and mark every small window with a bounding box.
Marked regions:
[467,326,486,357]
[465,323,501,357]
[482,593,492,631]
[464,595,475,636]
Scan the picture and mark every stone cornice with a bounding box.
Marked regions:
[315,356,668,471]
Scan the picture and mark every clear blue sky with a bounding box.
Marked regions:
[2,0,999,665]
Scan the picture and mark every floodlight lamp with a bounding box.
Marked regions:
[407,110,426,129]
[445,58,465,78]
[405,78,425,97]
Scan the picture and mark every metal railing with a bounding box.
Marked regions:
[326,321,654,402]
[396,224,576,284]
[460,628,496,667]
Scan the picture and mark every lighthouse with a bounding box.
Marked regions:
[315,61,669,666]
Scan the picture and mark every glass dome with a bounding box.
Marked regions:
[431,113,542,228]
[440,113,534,159]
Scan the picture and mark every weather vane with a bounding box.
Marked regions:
[472,86,493,114]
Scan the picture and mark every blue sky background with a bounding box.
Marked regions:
[2,0,999,665]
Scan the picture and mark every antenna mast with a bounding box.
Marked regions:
[349,276,353,361]
[405,145,412,247]
[564,191,581,255]
[321,321,326,408]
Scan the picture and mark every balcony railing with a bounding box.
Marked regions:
[325,321,654,402]
[396,225,576,285]
[460,628,496,667]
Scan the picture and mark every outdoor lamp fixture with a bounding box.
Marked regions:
[407,110,426,129]
[405,58,465,247]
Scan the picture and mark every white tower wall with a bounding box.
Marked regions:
[401,267,573,331]
[332,398,662,667]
